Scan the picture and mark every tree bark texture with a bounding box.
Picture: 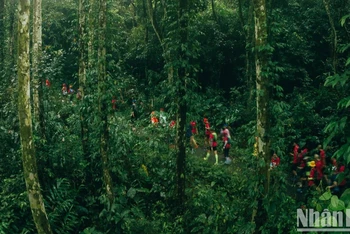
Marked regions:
[251,0,270,231]
[32,0,45,138]
[254,0,270,194]
[17,1,52,233]
[176,0,188,208]
[79,0,89,160]
[323,0,338,74]
[146,0,174,83]
[238,0,255,100]
[4,0,17,76]
[88,0,96,69]
[98,0,114,205]
[79,0,86,98]
[211,0,217,21]
[0,0,4,72]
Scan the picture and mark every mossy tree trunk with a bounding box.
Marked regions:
[98,0,114,206]
[4,0,17,79]
[146,0,174,84]
[32,0,45,138]
[176,0,188,208]
[17,1,52,233]
[88,0,96,70]
[254,0,269,195]
[238,0,255,101]
[323,0,338,74]
[0,0,4,72]
[252,0,270,231]
[79,0,89,161]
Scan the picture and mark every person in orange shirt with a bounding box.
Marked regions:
[151,111,159,126]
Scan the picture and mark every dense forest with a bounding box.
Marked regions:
[1,0,350,233]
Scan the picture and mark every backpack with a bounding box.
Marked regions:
[212,132,217,142]
[227,137,233,145]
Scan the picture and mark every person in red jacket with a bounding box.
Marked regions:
[270,153,280,169]
[204,129,218,165]
[151,111,159,126]
[169,120,176,128]
[45,79,51,87]
[308,161,317,187]
[68,84,75,94]
[317,145,326,168]
[111,96,117,110]
[190,120,198,150]
[203,117,211,147]
[313,154,324,186]
[290,142,299,176]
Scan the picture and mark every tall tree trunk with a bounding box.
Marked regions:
[98,0,114,206]
[252,0,270,231]
[32,0,45,138]
[176,0,188,209]
[211,0,217,21]
[0,0,4,72]
[238,0,254,100]
[88,0,96,69]
[79,0,86,99]
[79,0,89,160]
[323,0,337,74]
[5,0,17,76]
[254,0,269,194]
[17,1,52,233]
[146,0,174,83]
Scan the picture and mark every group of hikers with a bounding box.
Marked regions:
[53,82,347,193]
[288,142,347,197]
[148,111,233,165]
[46,81,82,100]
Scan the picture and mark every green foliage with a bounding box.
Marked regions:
[46,178,88,234]
[0,175,35,234]
[1,0,350,233]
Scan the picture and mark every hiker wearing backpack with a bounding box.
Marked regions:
[62,83,68,95]
[221,124,231,139]
[204,129,219,165]
[68,84,75,94]
[222,134,231,164]
[203,117,211,147]
[190,120,199,151]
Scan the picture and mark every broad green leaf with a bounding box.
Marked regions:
[341,189,350,206]
[127,187,137,198]
[319,191,332,201]
[316,203,323,212]
[336,200,345,211]
[340,14,350,27]
[331,195,339,208]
